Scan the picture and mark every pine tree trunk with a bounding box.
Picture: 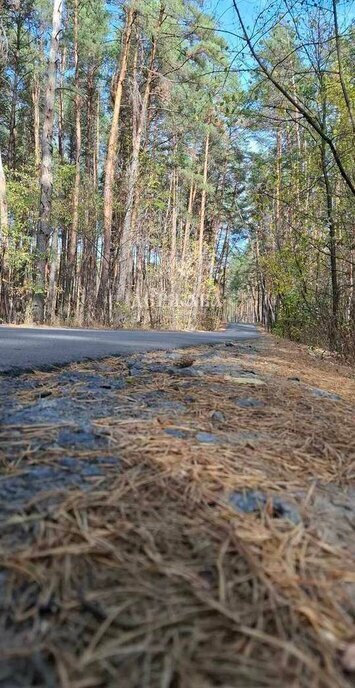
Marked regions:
[275,129,282,250]
[32,77,41,170]
[58,48,66,163]
[181,179,195,265]
[65,0,81,320]
[8,17,21,169]
[196,130,210,318]
[32,0,63,323]
[47,227,59,323]
[170,167,178,310]
[96,6,136,319]
[117,5,165,306]
[321,91,339,349]
[0,149,10,321]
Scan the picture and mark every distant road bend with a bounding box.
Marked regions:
[0,323,259,373]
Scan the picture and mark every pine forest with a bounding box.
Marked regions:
[0,0,354,357]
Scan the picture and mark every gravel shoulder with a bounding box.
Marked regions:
[0,334,354,687]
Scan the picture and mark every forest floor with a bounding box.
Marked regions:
[0,334,354,688]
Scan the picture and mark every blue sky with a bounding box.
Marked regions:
[205,0,355,40]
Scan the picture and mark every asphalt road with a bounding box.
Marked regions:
[0,323,259,373]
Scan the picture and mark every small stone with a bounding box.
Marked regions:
[311,388,341,401]
[164,428,188,439]
[229,490,266,513]
[195,432,218,443]
[288,376,300,382]
[211,411,225,423]
[229,490,301,525]
[172,368,204,378]
[225,376,265,386]
[127,360,143,370]
[235,398,265,409]
[129,366,144,377]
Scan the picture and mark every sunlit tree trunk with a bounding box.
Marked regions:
[8,16,21,169]
[32,0,63,323]
[116,7,164,306]
[181,178,195,265]
[0,149,10,321]
[65,0,81,320]
[170,158,178,301]
[58,47,66,163]
[196,130,210,316]
[32,76,41,170]
[96,5,136,318]
[47,227,59,323]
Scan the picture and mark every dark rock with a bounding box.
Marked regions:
[288,376,300,382]
[26,466,59,480]
[170,367,204,378]
[229,490,266,513]
[58,371,125,390]
[195,432,218,443]
[128,362,174,376]
[146,364,171,374]
[3,398,75,425]
[159,401,187,413]
[211,411,225,423]
[0,455,120,515]
[57,428,106,449]
[164,428,189,439]
[58,456,81,469]
[58,455,119,470]
[128,366,145,377]
[147,399,186,413]
[127,360,143,370]
[229,490,301,525]
[136,391,187,414]
[95,456,119,465]
[272,496,301,525]
[311,387,341,401]
[235,398,265,409]
[196,363,241,377]
[80,463,105,477]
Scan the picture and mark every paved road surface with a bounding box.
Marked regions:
[0,323,259,373]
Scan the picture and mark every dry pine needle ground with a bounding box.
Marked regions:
[0,334,354,688]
